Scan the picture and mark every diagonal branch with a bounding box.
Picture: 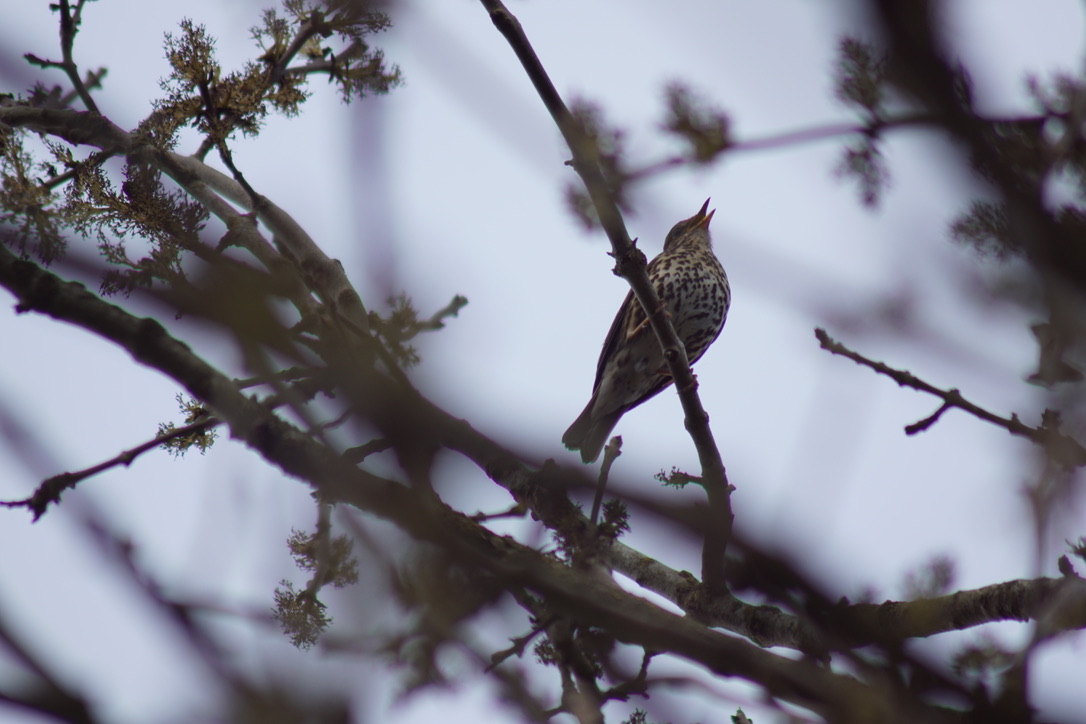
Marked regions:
[477,0,733,592]
[0,604,98,723]
[3,235,1082,721]
[436,399,1086,649]
[2,416,220,520]
[815,327,1086,468]
[0,104,370,339]
[0,244,949,722]
[0,242,359,493]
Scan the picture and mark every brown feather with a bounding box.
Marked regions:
[562,200,730,463]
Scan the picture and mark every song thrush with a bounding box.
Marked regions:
[563,199,730,463]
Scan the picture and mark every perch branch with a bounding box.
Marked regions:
[477,0,733,591]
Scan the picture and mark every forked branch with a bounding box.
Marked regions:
[815,327,1086,467]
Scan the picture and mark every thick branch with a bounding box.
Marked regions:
[157,149,371,336]
[0,105,127,150]
[404,503,960,724]
[0,105,369,339]
[850,576,1086,642]
[0,245,952,721]
[4,243,1082,723]
[0,243,356,491]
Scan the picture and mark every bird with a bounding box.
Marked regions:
[562,199,730,463]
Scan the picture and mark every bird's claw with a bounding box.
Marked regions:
[678,373,699,393]
[628,306,672,341]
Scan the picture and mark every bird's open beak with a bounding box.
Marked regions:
[694,198,715,229]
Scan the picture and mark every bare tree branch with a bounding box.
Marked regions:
[22,0,101,113]
[816,327,1086,468]
[0,234,1005,723]
[1,416,219,520]
[476,0,734,593]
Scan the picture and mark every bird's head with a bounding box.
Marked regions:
[662,198,715,252]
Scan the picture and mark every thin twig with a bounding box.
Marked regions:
[486,615,557,672]
[595,649,656,704]
[626,111,1047,182]
[627,116,933,181]
[416,294,469,333]
[1,417,220,520]
[903,401,952,435]
[40,147,112,190]
[267,16,327,85]
[234,366,316,389]
[57,0,99,114]
[380,294,471,345]
[590,436,621,525]
[470,503,527,523]
[58,66,106,109]
[815,327,1086,467]
[280,41,360,78]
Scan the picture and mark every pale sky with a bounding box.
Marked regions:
[1,1,1085,722]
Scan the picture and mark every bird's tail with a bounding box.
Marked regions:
[562,400,622,464]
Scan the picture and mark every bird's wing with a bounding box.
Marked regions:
[591,290,673,407]
[592,289,636,391]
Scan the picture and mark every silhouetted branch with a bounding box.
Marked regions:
[1,416,220,520]
[342,438,392,463]
[23,0,100,114]
[627,113,933,181]
[486,616,556,672]
[816,327,1086,467]
[0,242,967,721]
[417,294,469,333]
[626,109,1054,184]
[590,436,621,525]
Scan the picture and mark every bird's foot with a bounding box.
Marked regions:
[678,373,699,393]
[629,307,672,340]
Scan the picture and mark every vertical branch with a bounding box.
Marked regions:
[477,0,733,591]
[590,436,621,525]
[57,0,100,114]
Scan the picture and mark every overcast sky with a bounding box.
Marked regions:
[1,1,1085,722]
